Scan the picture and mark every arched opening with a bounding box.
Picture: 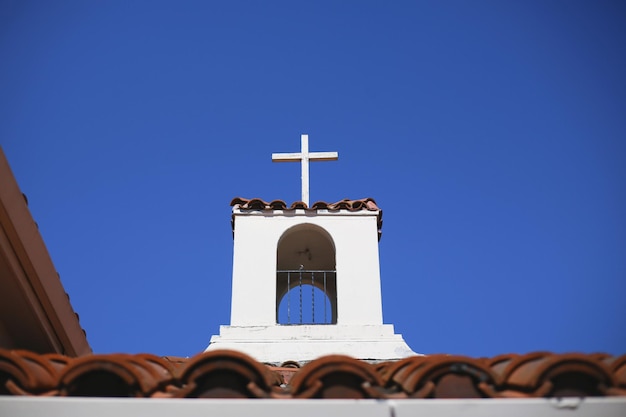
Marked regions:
[277,284,333,325]
[276,224,337,324]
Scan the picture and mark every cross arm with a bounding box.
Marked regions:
[309,151,339,161]
[272,152,302,162]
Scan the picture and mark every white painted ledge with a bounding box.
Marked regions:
[206,324,417,363]
[1,397,625,417]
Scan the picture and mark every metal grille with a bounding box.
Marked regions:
[277,269,336,325]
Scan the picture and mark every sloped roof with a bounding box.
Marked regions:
[1,348,625,399]
[230,197,383,239]
[0,148,90,356]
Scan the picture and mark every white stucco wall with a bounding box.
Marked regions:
[229,209,383,327]
[208,207,415,361]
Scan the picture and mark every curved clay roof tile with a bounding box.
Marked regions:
[290,201,308,209]
[246,198,268,210]
[310,201,330,210]
[135,353,177,377]
[175,350,274,398]
[348,200,365,210]
[386,355,499,398]
[289,355,384,399]
[487,353,522,381]
[365,198,380,211]
[503,352,616,397]
[379,356,429,387]
[603,354,626,389]
[349,198,377,211]
[229,197,248,207]
[332,200,352,210]
[373,360,398,384]
[591,353,613,360]
[268,200,288,210]
[0,350,59,395]
[124,354,176,394]
[57,354,167,397]
[41,353,72,369]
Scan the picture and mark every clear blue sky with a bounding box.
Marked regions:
[1,1,624,358]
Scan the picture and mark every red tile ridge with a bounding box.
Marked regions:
[230,197,383,240]
[230,197,380,211]
[1,349,625,399]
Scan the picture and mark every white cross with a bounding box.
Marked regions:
[272,134,338,206]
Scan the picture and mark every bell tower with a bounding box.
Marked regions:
[206,135,415,363]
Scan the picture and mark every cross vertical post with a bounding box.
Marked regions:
[300,134,310,206]
[272,134,338,206]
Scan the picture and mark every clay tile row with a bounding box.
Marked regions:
[230,197,383,239]
[1,349,625,399]
[230,197,380,212]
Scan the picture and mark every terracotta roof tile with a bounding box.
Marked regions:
[231,197,380,212]
[498,352,616,397]
[604,355,626,390]
[230,197,383,240]
[56,353,176,397]
[487,352,520,378]
[1,349,625,399]
[0,350,59,395]
[289,355,384,399]
[383,355,499,399]
[173,350,276,398]
[269,367,299,386]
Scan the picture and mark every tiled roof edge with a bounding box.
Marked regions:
[230,197,380,212]
[230,197,383,241]
[1,349,625,399]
